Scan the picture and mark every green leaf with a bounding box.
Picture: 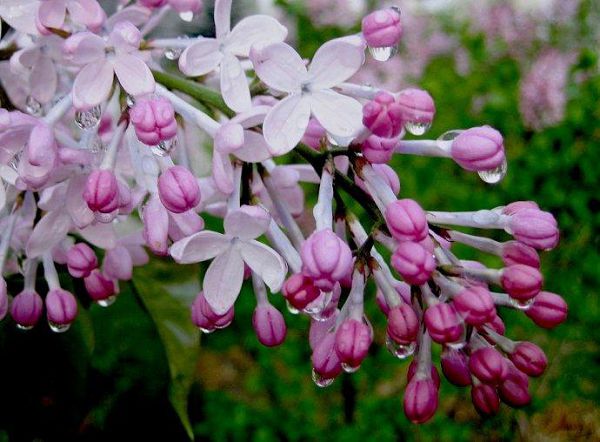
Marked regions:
[132,261,201,440]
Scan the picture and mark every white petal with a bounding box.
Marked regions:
[113,53,155,98]
[211,151,234,195]
[66,174,94,229]
[26,210,71,258]
[230,105,270,129]
[250,42,306,93]
[78,222,117,249]
[203,245,244,315]
[224,206,270,239]
[263,94,311,156]
[239,240,287,293]
[72,60,114,110]
[0,182,6,213]
[307,38,365,89]
[234,130,271,162]
[220,53,251,112]
[225,15,288,57]
[309,90,363,139]
[214,0,231,39]
[0,0,40,34]
[169,230,230,263]
[178,38,222,77]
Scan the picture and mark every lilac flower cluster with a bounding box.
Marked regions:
[0,1,567,423]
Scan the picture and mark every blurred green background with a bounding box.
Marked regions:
[1,1,599,440]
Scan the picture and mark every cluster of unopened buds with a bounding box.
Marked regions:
[0,1,568,423]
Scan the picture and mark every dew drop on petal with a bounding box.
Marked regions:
[385,335,416,359]
[368,45,397,62]
[447,340,467,350]
[199,326,215,334]
[126,95,136,108]
[16,324,34,331]
[286,300,300,315]
[26,96,43,116]
[179,11,194,22]
[509,297,535,311]
[152,137,177,157]
[478,158,508,184]
[214,320,233,330]
[404,121,431,136]
[165,47,183,60]
[75,105,102,130]
[342,363,360,373]
[311,368,335,388]
[97,295,117,307]
[48,321,71,333]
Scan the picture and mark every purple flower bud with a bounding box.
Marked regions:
[0,278,8,320]
[499,363,530,407]
[312,333,342,379]
[471,383,500,415]
[84,269,117,302]
[501,241,540,268]
[508,208,559,250]
[395,88,435,128]
[450,126,505,172]
[525,291,568,329]
[508,342,547,377]
[502,201,539,215]
[384,199,428,242]
[158,166,201,213]
[83,170,119,214]
[335,319,372,368]
[192,291,234,329]
[129,97,177,145]
[45,288,78,326]
[282,273,320,310]
[424,303,463,344]
[453,286,496,326]
[408,361,441,389]
[309,313,337,351]
[468,347,509,385]
[139,0,167,7]
[386,304,419,344]
[66,243,98,278]
[441,349,472,387]
[362,92,403,138]
[252,303,286,347]
[361,8,402,48]
[301,228,353,291]
[11,290,43,328]
[501,264,543,301]
[403,378,439,424]
[361,134,397,164]
[302,118,326,150]
[376,281,411,315]
[391,241,436,286]
[483,314,506,337]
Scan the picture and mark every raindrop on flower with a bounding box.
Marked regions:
[509,297,535,311]
[478,157,508,184]
[152,137,177,157]
[96,295,117,307]
[16,324,34,331]
[342,363,360,373]
[286,300,300,315]
[199,327,215,334]
[385,335,416,359]
[48,321,71,333]
[75,105,102,130]
[311,368,335,388]
[165,47,184,60]
[89,135,104,154]
[368,45,398,62]
[126,95,136,108]
[214,319,233,330]
[446,340,467,350]
[404,121,432,136]
[179,11,194,22]
[26,96,43,116]
[8,151,21,171]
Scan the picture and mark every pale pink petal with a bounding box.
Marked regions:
[125,244,149,266]
[225,15,287,57]
[38,0,66,30]
[224,206,270,240]
[220,53,251,113]
[25,210,71,258]
[63,32,106,65]
[178,38,222,77]
[10,47,39,74]
[104,245,133,280]
[250,42,306,93]
[67,0,105,31]
[203,245,244,315]
[214,0,231,39]
[239,240,287,293]
[78,222,117,249]
[30,56,57,104]
[230,106,270,128]
[72,60,114,110]
[169,230,230,263]
[0,182,5,213]
[66,174,94,229]
[113,53,155,98]
[234,130,271,162]
[212,150,234,195]
[168,211,204,242]
[0,0,40,34]
[37,182,67,211]
[309,90,363,139]
[263,94,311,156]
[105,6,151,30]
[307,38,365,89]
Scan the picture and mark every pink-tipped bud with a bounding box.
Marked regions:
[424,303,463,344]
[502,201,540,215]
[361,134,397,164]
[525,291,568,328]
[441,349,472,387]
[356,163,400,196]
[66,243,98,278]
[468,347,508,385]
[508,208,559,250]
[362,91,404,138]
[499,364,530,407]
[484,314,506,336]
[45,288,78,326]
[395,88,435,128]
[384,199,428,242]
[453,286,496,326]
[252,303,286,347]
[302,118,326,150]
[391,241,436,285]
[301,228,353,291]
[335,319,372,368]
[84,270,117,302]
[192,291,234,330]
[84,170,119,213]
[408,361,441,389]
[361,8,402,48]
[501,241,540,268]
[11,290,43,328]
[501,264,543,301]
[129,97,177,146]
[471,383,500,415]
[386,304,419,344]
[450,126,505,172]
[508,342,547,377]
[312,333,342,379]
[282,273,320,310]
[403,378,439,424]
[158,166,201,213]
[138,0,168,8]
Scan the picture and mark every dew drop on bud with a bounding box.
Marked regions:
[311,368,335,388]
[96,295,117,307]
[165,47,183,60]
[48,321,71,333]
[16,324,34,331]
[478,158,508,184]
[89,135,104,154]
[126,95,136,108]
[179,11,194,22]
[286,300,300,315]
[404,121,431,136]
[75,105,102,130]
[446,340,467,350]
[385,335,416,359]
[509,297,535,311]
[368,45,398,62]
[152,138,177,157]
[9,151,21,171]
[214,320,233,330]
[199,327,215,334]
[342,363,360,373]
[26,96,43,116]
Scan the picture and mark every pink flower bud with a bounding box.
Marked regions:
[391,241,436,285]
[362,92,403,138]
[84,170,119,213]
[192,291,234,330]
[361,8,402,48]
[508,208,559,250]
[441,349,472,387]
[483,314,506,336]
[471,383,500,415]
[139,0,167,7]
[525,291,568,329]
[45,288,78,326]
[191,298,214,332]
[385,199,428,242]
[408,361,441,389]
[252,303,286,347]
[301,229,353,291]
[282,273,320,310]
[0,278,8,320]
[302,118,326,150]
[508,342,547,377]
[450,126,505,171]
[502,201,539,215]
[386,304,419,344]
[84,269,117,302]
[501,241,540,268]
[356,163,400,196]
[334,319,372,368]
[309,313,337,351]
[501,264,543,301]
[499,363,530,407]
[424,303,463,344]
[103,245,133,281]
[376,281,411,315]
[453,286,496,326]
[395,88,435,128]
[66,243,98,278]
[403,378,439,424]
[11,290,43,328]
[312,333,342,379]
[143,196,170,256]
[361,134,397,164]
[468,347,508,385]
[158,166,201,213]
[129,97,177,145]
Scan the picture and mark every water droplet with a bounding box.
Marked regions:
[75,105,102,129]
[214,320,232,330]
[48,321,71,333]
[311,369,334,388]
[16,324,34,331]
[151,137,177,157]
[9,151,22,171]
[404,121,431,136]
[165,47,183,60]
[478,158,508,184]
[509,297,535,311]
[126,95,136,108]
[368,45,398,62]
[88,135,104,154]
[447,340,467,350]
[97,295,117,307]
[342,363,360,373]
[385,335,416,359]
[199,326,215,334]
[179,11,194,22]
[437,129,463,142]
[26,96,43,116]
[286,300,300,315]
